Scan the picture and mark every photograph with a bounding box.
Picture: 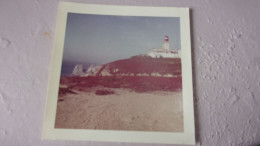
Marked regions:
[55,13,183,132]
[42,2,195,144]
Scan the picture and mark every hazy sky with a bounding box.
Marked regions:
[63,13,180,64]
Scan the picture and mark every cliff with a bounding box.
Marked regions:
[72,55,181,78]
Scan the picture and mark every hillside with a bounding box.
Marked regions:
[56,55,183,131]
[72,55,182,77]
[101,55,181,76]
[61,76,182,93]
[61,55,182,92]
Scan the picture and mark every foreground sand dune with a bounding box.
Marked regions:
[55,87,183,132]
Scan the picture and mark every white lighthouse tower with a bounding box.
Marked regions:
[162,35,170,51]
[147,35,181,58]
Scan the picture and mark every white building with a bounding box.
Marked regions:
[147,36,181,58]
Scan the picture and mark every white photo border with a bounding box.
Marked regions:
[42,2,195,145]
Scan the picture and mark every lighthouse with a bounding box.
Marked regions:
[147,35,181,58]
[162,35,170,51]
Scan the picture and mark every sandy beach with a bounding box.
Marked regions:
[55,86,183,132]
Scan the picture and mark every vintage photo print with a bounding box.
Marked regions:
[43,2,195,145]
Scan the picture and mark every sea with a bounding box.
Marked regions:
[60,61,94,76]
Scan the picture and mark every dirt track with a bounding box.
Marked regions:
[55,87,183,132]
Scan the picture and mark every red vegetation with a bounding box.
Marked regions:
[59,56,182,93]
[99,56,182,76]
[61,76,182,93]
[58,87,77,96]
[95,89,115,95]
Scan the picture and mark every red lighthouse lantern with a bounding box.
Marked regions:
[164,35,169,42]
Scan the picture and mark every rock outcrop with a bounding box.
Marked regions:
[72,64,86,76]
[85,65,102,76]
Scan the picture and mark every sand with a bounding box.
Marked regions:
[55,87,183,132]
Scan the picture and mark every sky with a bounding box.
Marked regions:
[62,13,180,65]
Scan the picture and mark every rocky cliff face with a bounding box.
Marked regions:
[72,55,181,78]
[85,65,103,76]
[71,64,86,76]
